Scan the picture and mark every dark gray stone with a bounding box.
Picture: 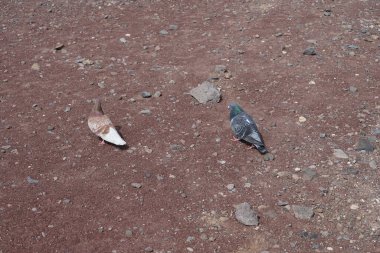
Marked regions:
[355,137,375,152]
[303,47,317,55]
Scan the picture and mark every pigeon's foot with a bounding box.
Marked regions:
[247,145,254,150]
[98,140,105,146]
[231,136,240,142]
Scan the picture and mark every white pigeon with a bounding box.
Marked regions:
[88,98,126,146]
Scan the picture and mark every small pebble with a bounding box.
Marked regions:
[27,176,39,185]
[169,24,178,30]
[303,47,317,55]
[125,229,133,237]
[144,247,153,252]
[141,91,152,98]
[131,183,142,188]
[159,29,168,35]
[153,91,162,97]
[139,109,152,115]
[226,184,235,191]
[298,116,306,123]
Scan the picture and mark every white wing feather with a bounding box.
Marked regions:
[99,127,126,145]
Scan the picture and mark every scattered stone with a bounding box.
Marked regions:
[369,160,377,169]
[153,91,162,97]
[346,44,359,50]
[355,137,375,152]
[97,81,106,88]
[131,183,142,188]
[144,247,153,252]
[139,109,152,115]
[263,153,274,161]
[300,230,319,241]
[292,205,314,220]
[62,198,71,204]
[31,63,40,71]
[64,106,71,112]
[298,116,307,123]
[342,167,359,175]
[189,81,221,104]
[200,233,208,240]
[349,86,358,93]
[119,37,127,43]
[303,47,317,55]
[275,32,283,37]
[159,29,168,35]
[170,144,184,152]
[234,202,259,226]
[26,176,39,185]
[226,184,235,191]
[323,9,332,16]
[372,128,380,136]
[277,200,289,206]
[1,145,11,150]
[350,204,359,210]
[303,167,318,181]
[47,125,55,131]
[54,43,65,50]
[169,24,178,30]
[333,149,349,159]
[186,236,195,243]
[125,229,133,237]
[320,133,327,138]
[141,91,152,98]
[214,65,227,73]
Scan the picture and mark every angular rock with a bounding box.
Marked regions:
[303,47,317,55]
[27,176,39,185]
[355,137,375,152]
[303,167,318,181]
[141,91,152,98]
[333,149,349,159]
[235,202,259,226]
[292,205,314,220]
[189,81,221,104]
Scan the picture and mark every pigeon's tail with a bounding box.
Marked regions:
[256,145,268,154]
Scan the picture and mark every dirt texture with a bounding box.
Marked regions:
[1,0,380,252]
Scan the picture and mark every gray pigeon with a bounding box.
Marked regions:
[228,102,268,154]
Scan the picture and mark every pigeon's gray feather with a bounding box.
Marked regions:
[229,103,268,154]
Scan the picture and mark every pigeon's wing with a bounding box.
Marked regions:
[88,115,113,134]
[231,113,256,139]
[98,125,126,146]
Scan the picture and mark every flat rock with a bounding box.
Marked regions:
[26,176,39,185]
[292,205,314,220]
[189,81,221,104]
[303,167,318,181]
[303,47,317,55]
[355,137,375,152]
[234,202,259,226]
[333,149,349,159]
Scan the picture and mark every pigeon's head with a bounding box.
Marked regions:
[228,102,244,119]
[91,97,104,115]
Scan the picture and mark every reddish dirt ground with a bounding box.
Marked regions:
[1,0,379,252]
